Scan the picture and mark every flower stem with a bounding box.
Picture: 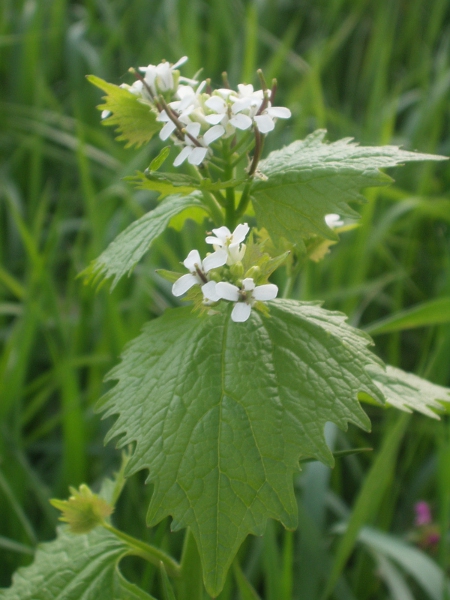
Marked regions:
[230,139,256,169]
[202,191,225,224]
[223,142,236,230]
[248,128,264,177]
[235,181,253,220]
[102,522,180,578]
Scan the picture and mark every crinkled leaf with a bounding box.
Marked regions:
[368,365,450,419]
[252,130,447,248]
[128,170,246,199]
[82,194,208,288]
[98,300,385,595]
[0,527,132,600]
[88,75,160,148]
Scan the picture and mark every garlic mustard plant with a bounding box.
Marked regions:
[3,55,448,600]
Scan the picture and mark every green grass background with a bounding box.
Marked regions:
[1,0,450,598]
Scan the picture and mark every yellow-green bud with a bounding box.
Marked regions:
[230,262,244,280]
[50,484,113,534]
[244,266,261,281]
[208,270,223,283]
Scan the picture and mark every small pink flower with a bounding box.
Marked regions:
[414,501,432,527]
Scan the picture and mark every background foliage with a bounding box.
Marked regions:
[1,0,449,598]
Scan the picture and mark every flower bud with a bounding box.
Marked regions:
[230,262,244,280]
[244,265,261,281]
[50,484,113,534]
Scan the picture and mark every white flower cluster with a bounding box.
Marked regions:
[172,223,278,322]
[123,57,291,167]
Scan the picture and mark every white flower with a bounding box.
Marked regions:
[120,81,144,96]
[253,105,291,134]
[139,56,188,96]
[156,109,178,140]
[172,249,227,298]
[204,95,253,136]
[216,277,278,322]
[230,84,264,113]
[325,214,344,228]
[205,223,249,265]
[173,122,225,166]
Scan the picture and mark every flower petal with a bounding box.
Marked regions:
[216,88,234,98]
[253,284,278,301]
[201,280,220,302]
[173,146,192,167]
[185,121,201,138]
[227,243,244,265]
[156,109,171,123]
[172,55,188,70]
[172,273,198,296]
[159,120,177,140]
[254,114,275,134]
[242,278,256,291]
[203,249,227,272]
[203,125,225,146]
[232,223,249,244]
[204,114,225,125]
[267,106,291,119]
[205,96,226,113]
[237,84,255,96]
[188,147,208,165]
[216,282,240,302]
[178,93,196,112]
[211,226,231,242]
[232,98,253,113]
[231,302,252,322]
[325,214,344,228]
[183,249,202,271]
[205,236,223,246]
[229,114,252,130]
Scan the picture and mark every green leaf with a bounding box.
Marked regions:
[98,300,384,596]
[159,563,177,600]
[149,147,171,171]
[252,130,447,248]
[127,171,200,197]
[87,75,160,148]
[364,297,450,335]
[368,365,450,418]
[0,526,130,600]
[82,194,208,289]
[232,562,262,600]
[128,170,245,199]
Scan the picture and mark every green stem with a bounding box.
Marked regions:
[248,128,264,177]
[231,130,254,154]
[223,143,236,230]
[206,161,225,177]
[230,139,256,169]
[102,523,180,578]
[235,180,253,220]
[202,191,225,225]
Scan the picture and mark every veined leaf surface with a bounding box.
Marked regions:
[0,527,138,600]
[88,75,160,148]
[369,365,450,418]
[99,300,385,595]
[252,130,447,247]
[82,193,208,288]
